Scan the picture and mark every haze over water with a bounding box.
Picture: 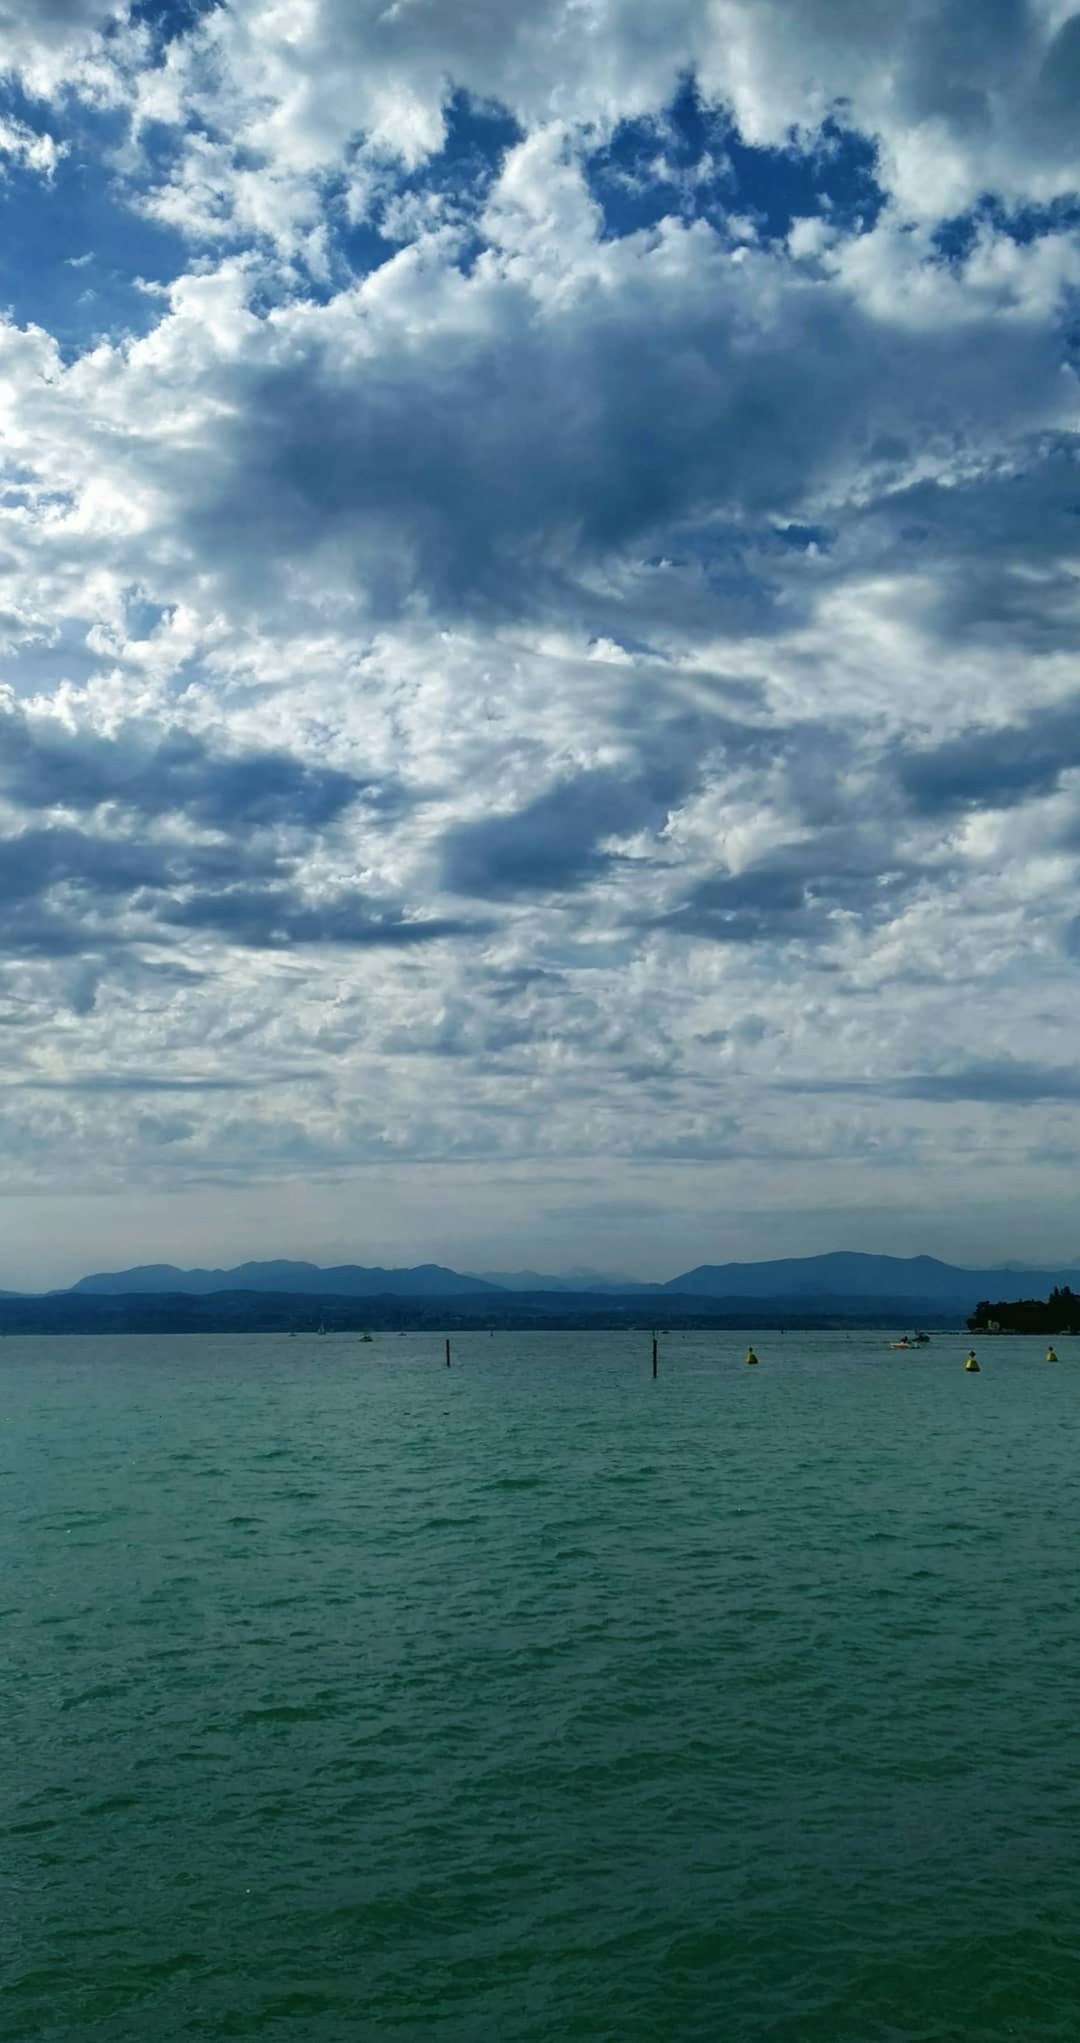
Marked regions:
[7,1330,1080,2042]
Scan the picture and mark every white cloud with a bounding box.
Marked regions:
[1,1,1080,1280]
[0,113,64,177]
[72,0,1078,264]
[0,0,128,103]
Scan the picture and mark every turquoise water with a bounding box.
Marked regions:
[5,1328,1080,2041]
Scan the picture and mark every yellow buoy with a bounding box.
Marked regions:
[1046,1347,1059,1363]
[964,1351,980,1372]
[745,1347,760,1366]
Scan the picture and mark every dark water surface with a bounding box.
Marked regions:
[5,1329,1080,2040]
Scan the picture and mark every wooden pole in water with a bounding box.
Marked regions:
[445,1337,451,1368]
[652,1332,658,1378]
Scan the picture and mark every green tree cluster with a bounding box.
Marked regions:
[968,1287,1080,1334]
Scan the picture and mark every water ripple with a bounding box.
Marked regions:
[4,1329,1080,2041]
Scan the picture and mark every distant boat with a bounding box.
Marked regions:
[889,1331,931,1349]
[359,1332,373,1343]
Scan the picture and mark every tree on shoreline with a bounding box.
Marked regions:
[968,1287,1080,1335]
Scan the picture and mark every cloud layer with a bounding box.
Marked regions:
[0,0,1078,1281]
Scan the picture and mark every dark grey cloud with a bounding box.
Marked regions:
[7,1072,282,1093]
[0,822,277,956]
[0,707,463,966]
[0,710,368,833]
[667,865,812,945]
[0,824,260,901]
[781,1061,1080,1105]
[171,247,1068,627]
[441,764,684,897]
[898,696,1080,816]
[162,885,482,948]
[847,440,1080,653]
[0,898,107,959]
[892,1063,1080,1105]
[0,819,478,962]
[659,829,923,945]
[897,0,1035,137]
[425,727,862,955]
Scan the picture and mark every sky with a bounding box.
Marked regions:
[1,0,1080,1287]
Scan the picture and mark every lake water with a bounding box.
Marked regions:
[5,1328,1080,2041]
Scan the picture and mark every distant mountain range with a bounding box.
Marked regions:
[659,1252,1080,1308]
[47,1251,1080,1313]
[473,1268,653,1293]
[67,1260,500,1299]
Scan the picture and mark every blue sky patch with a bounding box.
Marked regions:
[387,90,521,227]
[934,192,1080,265]
[324,93,522,288]
[586,77,883,244]
[127,0,222,51]
[0,99,184,353]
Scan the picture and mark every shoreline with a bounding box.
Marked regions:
[0,1291,969,1336]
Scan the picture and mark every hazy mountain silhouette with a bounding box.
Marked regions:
[663,1251,1080,1306]
[52,1249,1080,1310]
[474,1268,656,1293]
[68,1260,501,1298]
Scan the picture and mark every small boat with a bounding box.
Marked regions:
[889,1338,914,1349]
[359,1332,373,1343]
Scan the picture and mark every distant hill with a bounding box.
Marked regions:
[46,1249,1080,1320]
[67,1260,501,1299]
[665,1252,1080,1310]
[474,1268,657,1293]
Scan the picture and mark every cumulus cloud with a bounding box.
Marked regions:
[0,0,1078,1281]
[898,696,1080,815]
[0,699,368,827]
[87,0,1080,269]
[442,765,690,897]
[0,0,127,100]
